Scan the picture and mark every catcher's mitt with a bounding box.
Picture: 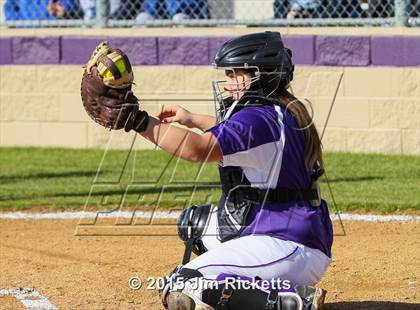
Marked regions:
[81,42,148,131]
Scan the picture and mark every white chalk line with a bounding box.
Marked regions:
[0,211,419,222]
[0,288,58,310]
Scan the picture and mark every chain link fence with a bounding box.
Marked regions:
[1,0,419,27]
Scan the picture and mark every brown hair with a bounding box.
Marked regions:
[242,68,323,170]
[276,88,324,170]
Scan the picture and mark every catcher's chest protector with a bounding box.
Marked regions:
[217,166,253,242]
[217,162,322,243]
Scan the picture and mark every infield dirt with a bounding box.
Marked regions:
[1,219,419,309]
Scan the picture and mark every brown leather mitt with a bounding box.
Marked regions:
[80,41,140,130]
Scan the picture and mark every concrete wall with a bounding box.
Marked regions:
[0,28,419,154]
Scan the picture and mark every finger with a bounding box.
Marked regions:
[156,110,172,118]
[156,111,174,120]
[156,106,178,119]
[163,105,179,111]
[161,105,180,115]
[162,116,177,123]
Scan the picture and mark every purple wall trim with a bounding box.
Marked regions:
[371,36,420,67]
[61,36,103,65]
[108,37,158,65]
[1,35,419,67]
[12,37,60,65]
[158,37,209,65]
[0,37,12,65]
[315,36,371,66]
[283,35,315,65]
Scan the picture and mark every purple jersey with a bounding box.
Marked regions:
[208,103,333,257]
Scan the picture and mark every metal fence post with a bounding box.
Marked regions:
[95,0,108,28]
[395,0,408,27]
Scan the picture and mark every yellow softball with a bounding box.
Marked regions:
[103,58,127,79]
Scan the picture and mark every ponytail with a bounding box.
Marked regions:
[276,89,324,170]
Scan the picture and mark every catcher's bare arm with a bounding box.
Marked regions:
[81,42,221,163]
[156,105,216,132]
[140,116,222,163]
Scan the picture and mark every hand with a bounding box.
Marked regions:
[156,105,195,128]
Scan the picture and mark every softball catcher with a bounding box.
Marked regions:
[81,32,333,310]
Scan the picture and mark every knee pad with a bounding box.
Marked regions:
[166,286,302,310]
[163,272,320,310]
[201,275,304,310]
[178,204,212,257]
[201,280,326,310]
[202,287,303,310]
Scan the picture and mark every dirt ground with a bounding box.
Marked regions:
[1,219,419,310]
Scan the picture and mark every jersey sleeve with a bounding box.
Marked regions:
[207,106,285,170]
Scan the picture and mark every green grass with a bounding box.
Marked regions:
[0,147,419,213]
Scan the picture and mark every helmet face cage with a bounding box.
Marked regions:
[212,65,287,122]
[212,65,260,122]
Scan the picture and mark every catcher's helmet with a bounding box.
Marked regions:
[214,31,294,87]
[212,32,294,121]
